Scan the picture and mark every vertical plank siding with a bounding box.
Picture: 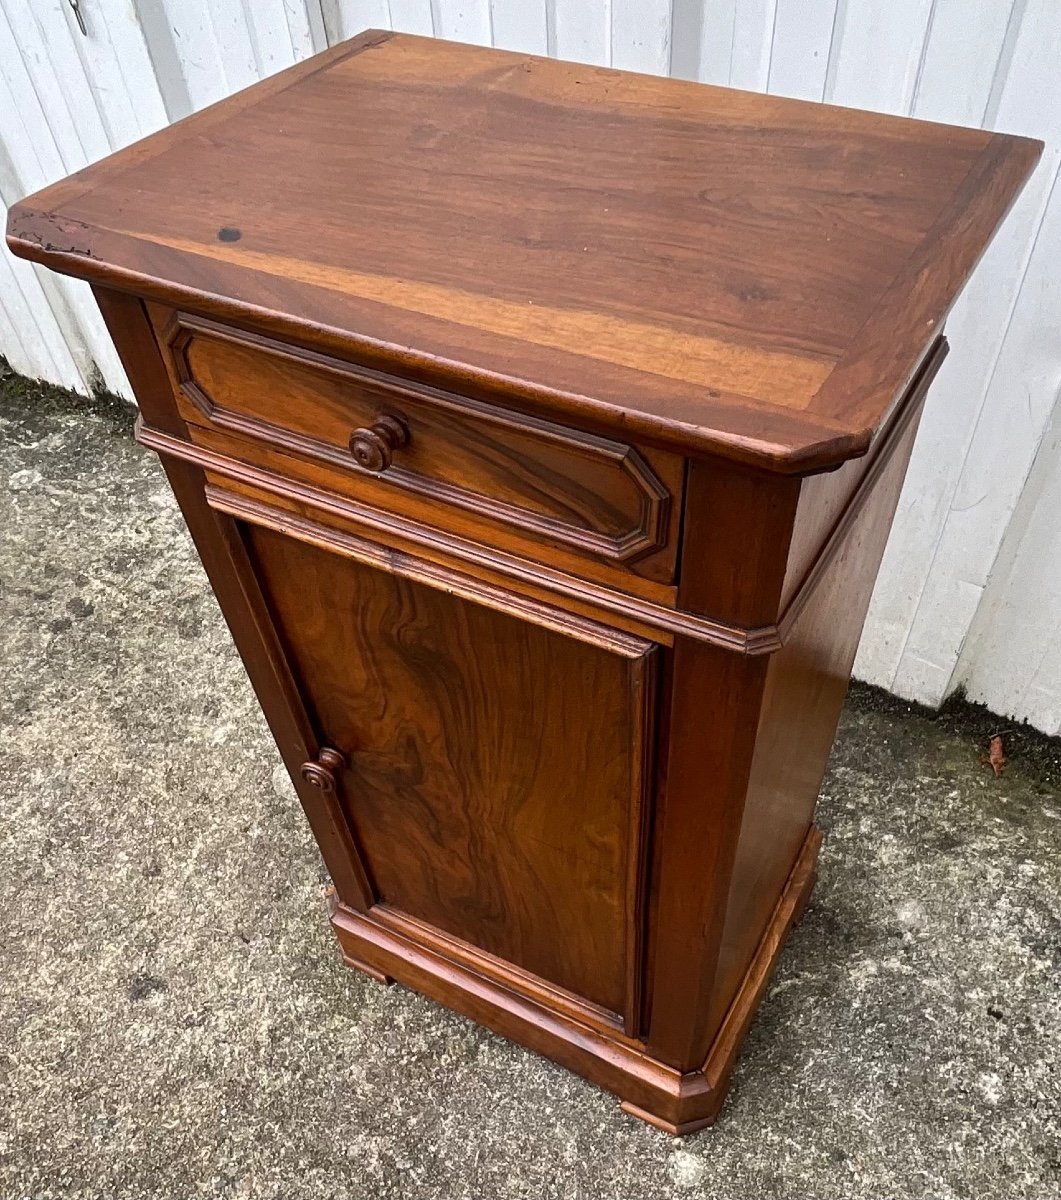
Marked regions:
[0,0,1057,733]
[853,0,1061,732]
[960,398,1061,732]
[767,0,835,101]
[489,0,547,55]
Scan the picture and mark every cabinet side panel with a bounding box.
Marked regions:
[243,522,650,1017]
[91,286,370,903]
[703,395,928,1040]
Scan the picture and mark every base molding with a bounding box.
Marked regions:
[339,949,395,987]
[328,824,821,1132]
[618,1098,721,1137]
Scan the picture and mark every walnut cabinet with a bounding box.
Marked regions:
[7,32,1038,1132]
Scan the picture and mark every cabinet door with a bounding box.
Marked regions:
[242,522,657,1023]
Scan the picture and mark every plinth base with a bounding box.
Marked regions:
[327,825,821,1133]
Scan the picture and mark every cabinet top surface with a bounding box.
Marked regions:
[7,31,1040,471]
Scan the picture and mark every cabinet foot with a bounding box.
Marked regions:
[618,1098,722,1136]
[341,950,395,987]
[792,871,817,926]
[323,886,395,984]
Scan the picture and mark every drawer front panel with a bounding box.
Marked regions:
[152,308,683,583]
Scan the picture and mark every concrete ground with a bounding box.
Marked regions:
[1,368,1059,1200]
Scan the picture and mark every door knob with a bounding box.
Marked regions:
[348,414,408,472]
[299,746,346,793]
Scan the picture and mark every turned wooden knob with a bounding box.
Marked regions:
[348,415,408,473]
[299,746,346,793]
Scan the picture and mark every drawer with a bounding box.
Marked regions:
[148,307,684,588]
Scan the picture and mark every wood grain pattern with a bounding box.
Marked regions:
[704,373,931,1045]
[245,522,656,1018]
[196,472,681,649]
[808,138,1040,434]
[180,420,682,609]
[7,33,1040,471]
[621,824,822,1134]
[328,817,821,1135]
[152,307,681,580]
[90,287,376,910]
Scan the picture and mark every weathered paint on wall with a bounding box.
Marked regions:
[1,0,1057,733]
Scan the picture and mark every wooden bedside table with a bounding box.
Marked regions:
[7,31,1039,1133]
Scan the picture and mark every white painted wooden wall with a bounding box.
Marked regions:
[2,0,1059,734]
